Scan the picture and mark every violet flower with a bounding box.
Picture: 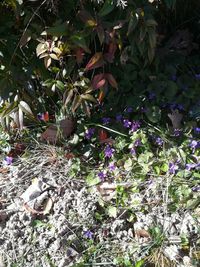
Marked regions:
[195,74,200,80]
[83,230,94,239]
[130,121,141,132]
[85,128,95,140]
[141,107,147,113]
[125,107,133,113]
[130,147,136,155]
[116,114,123,122]
[108,162,116,171]
[192,186,200,192]
[148,91,156,100]
[123,119,132,128]
[194,127,200,134]
[173,129,182,137]
[171,74,177,81]
[189,140,200,152]
[134,139,141,147]
[4,156,13,165]
[169,162,179,174]
[169,103,184,111]
[185,162,200,171]
[155,137,163,146]
[104,145,115,158]
[98,171,106,181]
[102,117,111,125]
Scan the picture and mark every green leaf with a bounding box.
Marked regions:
[46,23,68,36]
[134,259,145,267]
[161,163,169,173]
[81,94,96,103]
[71,35,91,53]
[98,0,115,17]
[32,219,46,228]
[124,158,133,172]
[154,166,160,175]
[86,172,100,186]
[146,106,161,123]
[127,15,138,36]
[56,80,65,91]
[164,0,176,9]
[107,206,117,218]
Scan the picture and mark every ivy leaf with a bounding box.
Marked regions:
[124,158,133,171]
[146,106,161,123]
[86,172,100,186]
[107,206,117,218]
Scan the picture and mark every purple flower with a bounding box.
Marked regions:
[194,127,200,134]
[173,129,182,137]
[171,74,177,81]
[169,103,184,111]
[125,107,133,113]
[155,137,163,146]
[130,121,141,132]
[85,128,95,140]
[189,140,200,152]
[140,107,147,113]
[169,162,179,174]
[195,73,200,80]
[116,114,123,122]
[83,230,94,239]
[98,171,106,181]
[37,113,43,121]
[192,186,200,192]
[148,91,156,100]
[134,139,141,147]
[102,117,111,125]
[104,145,115,158]
[123,119,132,128]
[186,162,200,171]
[108,162,116,171]
[4,156,13,165]
[130,147,136,155]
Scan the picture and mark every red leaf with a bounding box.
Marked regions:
[105,73,118,89]
[99,129,108,141]
[92,73,106,90]
[85,52,104,71]
[43,111,49,122]
[98,89,105,103]
[104,43,117,63]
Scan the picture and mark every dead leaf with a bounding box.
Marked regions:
[97,182,132,201]
[43,197,53,215]
[41,118,76,144]
[0,168,9,174]
[168,109,183,129]
[85,52,104,71]
[135,229,151,239]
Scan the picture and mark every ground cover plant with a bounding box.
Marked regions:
[0,0,200,266]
